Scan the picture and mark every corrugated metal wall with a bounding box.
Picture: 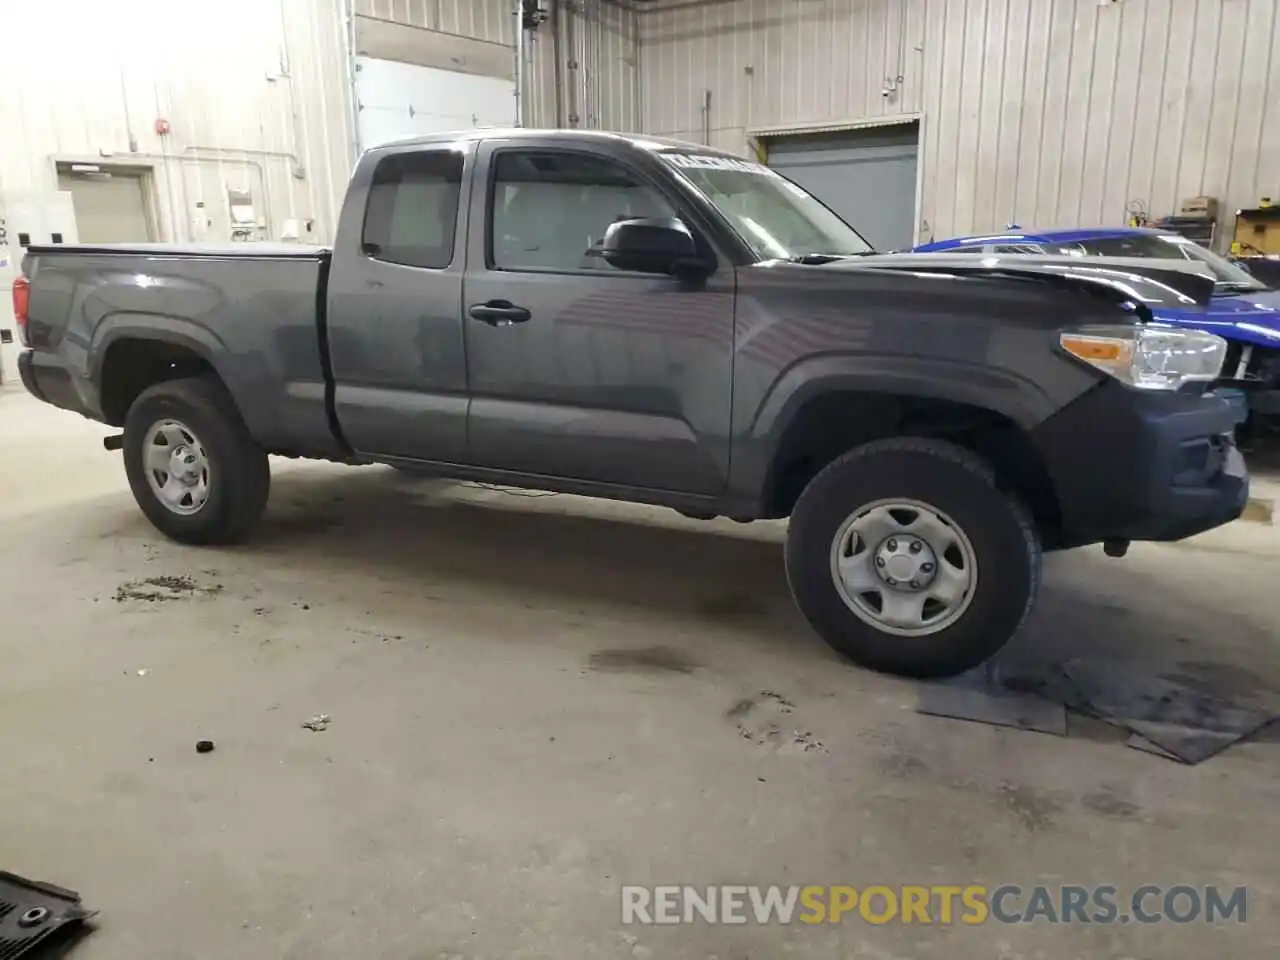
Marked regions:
[1,0,355,244]
[636,0,1280,244]
[356,0,516,38]
[15,0,1266,248]
[1,0,638,245]
[561,0,643,131]
[353,0,640,130]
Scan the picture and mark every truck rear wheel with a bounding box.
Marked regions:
[785,437,1041,678]
[123,376,270,545]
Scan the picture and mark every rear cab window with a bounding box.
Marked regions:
[362,150,464,269]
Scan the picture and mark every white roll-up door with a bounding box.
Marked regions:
[355,57,516,150]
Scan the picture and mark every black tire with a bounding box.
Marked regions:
[785,437,1041,678]
[123,375,270,545]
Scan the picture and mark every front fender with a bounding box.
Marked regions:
[725,352,1095,516]
[751,354,1055,439]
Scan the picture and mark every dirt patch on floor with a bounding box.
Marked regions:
[726,690,824,753]
[114,575,223,603]
[587,645,699,674]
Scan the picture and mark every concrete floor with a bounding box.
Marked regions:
[1,384,1277,960]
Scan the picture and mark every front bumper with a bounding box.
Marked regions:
[1032,381,1249,547]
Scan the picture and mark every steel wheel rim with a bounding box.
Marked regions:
[143,419,211,516]
[828,498,978,637]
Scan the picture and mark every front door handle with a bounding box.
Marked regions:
[468,300,531,326]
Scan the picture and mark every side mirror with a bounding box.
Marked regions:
[600,217,705,275]
[1230,257,1253,274]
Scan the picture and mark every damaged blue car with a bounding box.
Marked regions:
[915,227,1280,439]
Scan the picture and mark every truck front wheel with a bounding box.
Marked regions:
[122,376,270,545]
[785,437,1041,678]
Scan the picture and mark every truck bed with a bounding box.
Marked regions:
[20,243,344,460]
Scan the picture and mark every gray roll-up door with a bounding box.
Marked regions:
[765,124,919,252]
[57,171,154,244]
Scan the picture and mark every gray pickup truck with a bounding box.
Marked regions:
[14,129,1248,677]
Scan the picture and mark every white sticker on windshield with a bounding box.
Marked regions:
[662,153,778,176]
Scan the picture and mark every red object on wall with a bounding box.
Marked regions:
[13,277,31,347]
[154,118,171,136]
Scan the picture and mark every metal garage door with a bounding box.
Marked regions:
[56,171,153,244]
[765,124,919,252]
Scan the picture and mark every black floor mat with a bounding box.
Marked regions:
[1062,658,1277,764]
[916,657,1278,765]
[0,873,94,960]
[916,662,1067,736]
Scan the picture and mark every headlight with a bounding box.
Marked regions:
[1059,324,1226,391]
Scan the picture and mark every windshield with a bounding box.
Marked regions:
[1052,234,1263,290]
[658,151,873,260]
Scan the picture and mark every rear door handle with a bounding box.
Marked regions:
[468,300,531,326]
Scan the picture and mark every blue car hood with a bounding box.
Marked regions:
[1152,287,1280,348]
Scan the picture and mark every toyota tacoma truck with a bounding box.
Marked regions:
[14,129,1249,678]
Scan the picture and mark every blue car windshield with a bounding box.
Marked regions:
[1050,234,1264,291]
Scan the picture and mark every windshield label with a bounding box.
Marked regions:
[662,153,778,176]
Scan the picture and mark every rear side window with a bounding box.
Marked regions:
[362,150,464,269]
